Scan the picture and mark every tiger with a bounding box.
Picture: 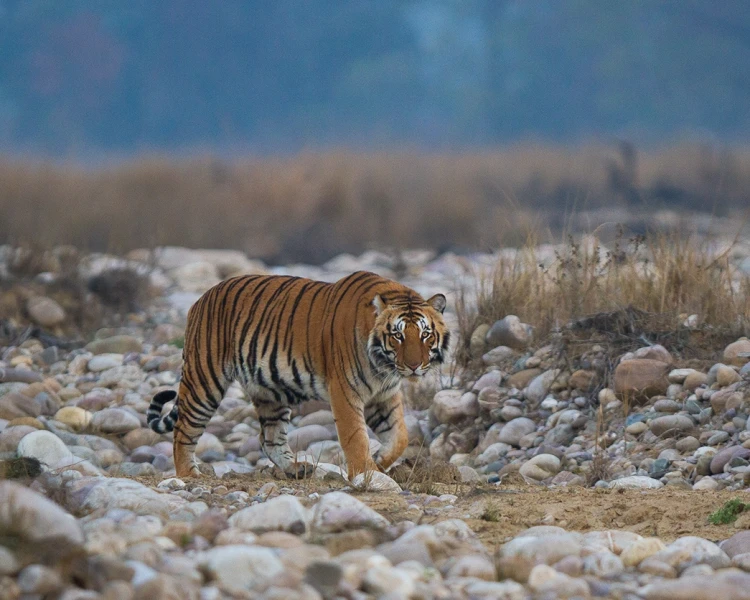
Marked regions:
[147,270,450,480]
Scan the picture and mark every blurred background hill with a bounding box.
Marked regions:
[0,1,749,262]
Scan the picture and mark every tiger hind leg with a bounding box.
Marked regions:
[256,401,313,479]
[173,377,226,478]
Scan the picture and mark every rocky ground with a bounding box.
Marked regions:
[1,243,750,599]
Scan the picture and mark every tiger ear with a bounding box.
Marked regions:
[427,293,446,314]
[372,294,386,315]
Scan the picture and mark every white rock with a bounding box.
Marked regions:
[311,492,390,534]
[485,315,531,350]
[90,408,141,434]
[199,545,283,593]
[528,564,590,597]
[526,369,562,404]
[351,471,402,492]
[497,417,536,446]
[87,354,124,372]
[17,430,73,467]
[362,565,415,598]
[228,495,309,535]
[519,454,561,481]
[610,476,664,490]
[432,390,479,424]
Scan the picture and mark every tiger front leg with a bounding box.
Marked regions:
[366,391,409,471]
[329,384,381,480]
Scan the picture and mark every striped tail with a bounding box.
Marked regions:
[147,390,179,433]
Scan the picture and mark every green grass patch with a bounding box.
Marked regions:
[708,498,750,525]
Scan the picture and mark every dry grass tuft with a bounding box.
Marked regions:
[456,228,750,366]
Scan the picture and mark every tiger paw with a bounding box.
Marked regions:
[284,461,315,480]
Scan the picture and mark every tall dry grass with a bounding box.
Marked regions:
[0,142,749,264]
[455,228,750,365]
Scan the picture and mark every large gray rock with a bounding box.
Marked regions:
[0,482,84,561]
[496,532,583,583]
[432,390,479,424]
[486,316,531,350]
[720,531,750,559]
[199,545,283,594]
[63,476,202,520]
[497,417,536,447]
[649,415,694,438]
[310,492,389,534]
[710,446,750,474]
[614,359,670,403]
[90,408,141,434]
[17,430,73,467]
[526,369,561,404]
[288,424,334,452]
[610,476,664,490]
[519,454,561,481]
[228,495,309,535]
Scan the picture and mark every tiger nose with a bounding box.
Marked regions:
[405,361,421,372]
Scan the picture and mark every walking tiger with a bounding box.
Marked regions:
[147,270,449,479]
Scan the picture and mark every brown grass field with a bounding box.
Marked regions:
[1,142,749,264]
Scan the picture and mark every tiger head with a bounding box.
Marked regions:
[368,292,450,380]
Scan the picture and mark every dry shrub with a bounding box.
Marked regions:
[0,143,748,263]
[456,228,750,365]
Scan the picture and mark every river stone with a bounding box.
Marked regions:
[496,533,583,583]
[17,430,73,467]
[614,359,670,403]
[87,354,124,372]
[91,408,141,434]
[472,370,504,392]
[0,392,42,421]
[54,407,92,431]
[724,338,750,366]
[485,315,531,350]
[718,365,742,387]
[519,454,561,481]
[710,446,750,474]
[87,335,143,355]
[311,492,389,534]
[288,424,335,452]
[649,415,694,438]
[351,472,401,492]
[26,296,66,328]
[228,495,309,535]
[508,368,542,390]
[497,417,536,447]
[721,531,750,559]
[526,369,561,404]
[0,481,84,560]
[432,390,479,424]
[199,545,284,593]
[621,538,666,567]
[654,536,730,570]
[610,476,664,490]
[482,346,516,366]
[470,324,491,355]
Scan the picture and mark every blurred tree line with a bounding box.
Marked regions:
[1,0,749,156]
